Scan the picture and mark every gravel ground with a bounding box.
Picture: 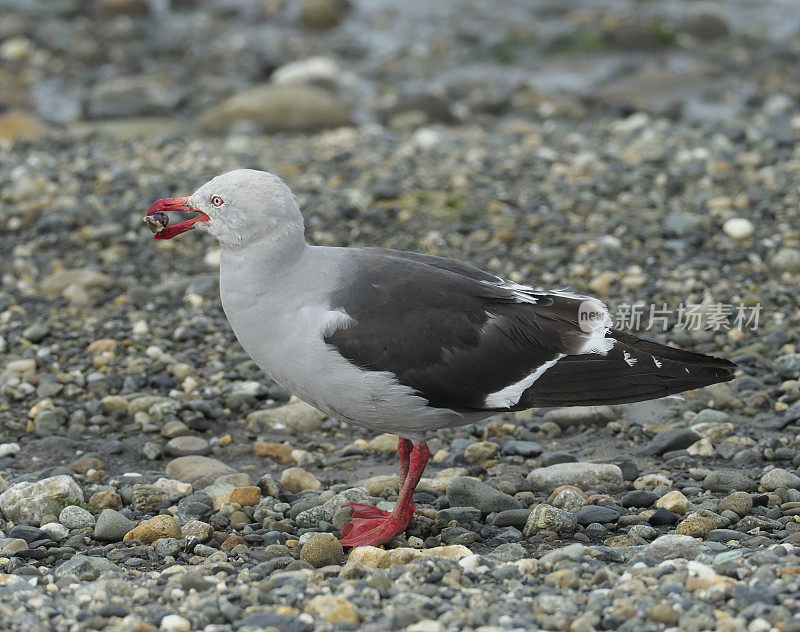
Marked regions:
[2,1,800,631]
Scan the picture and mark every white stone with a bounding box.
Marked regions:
[160,615,191,632]
[722,218,753,240]
[0,443,20,458]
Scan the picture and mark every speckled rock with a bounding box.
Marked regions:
[0,475,83,525]
[527,463,624,493]
[524,504,578,536]
[656,490,691,515]
[300,533,344,568]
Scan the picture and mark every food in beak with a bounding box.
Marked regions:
[143,211,169,234]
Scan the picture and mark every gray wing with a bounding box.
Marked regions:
[324,249,735,412]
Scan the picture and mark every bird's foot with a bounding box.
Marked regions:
[339,502,414,547]
[346,503,391,519]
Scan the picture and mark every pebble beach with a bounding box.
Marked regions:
[1,1,800,631]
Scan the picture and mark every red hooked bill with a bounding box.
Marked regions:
[144,197,209,240]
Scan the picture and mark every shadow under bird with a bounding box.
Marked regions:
[144,169,736,547]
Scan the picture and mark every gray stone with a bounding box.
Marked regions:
[542,406,615,428]
[165,456,236,482]
[702,471,756,493]
[539,542,585,565]
[722,490,755,518]
[22,324,49,343]
[446,477,523,514]
[197,85,352,135]
[438,507,482,524]
[501,441,543,457]
[691,409,731,425]
[771,248,800,273]
[640,534,707,561]
[523,504,577,536]
[94,509,136,542]
[491,509,531,529]
[154,537,183,558]
[774,354,800,379]
[165,436,210,457]
[0,475,83,526]
[643,427,701,456]
[574,505,620,526]
[86,76,182,118]
[527,462,624,493]
[59,505,95,529]
[760,468,800,491]
[54,554,120,580]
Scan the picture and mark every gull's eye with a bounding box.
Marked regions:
[211,195,224,207]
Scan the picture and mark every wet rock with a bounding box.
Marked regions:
[0,475,83,525]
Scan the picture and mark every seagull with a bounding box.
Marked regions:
[145,169,736,547]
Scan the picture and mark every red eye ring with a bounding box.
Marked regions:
[211,195,224,207]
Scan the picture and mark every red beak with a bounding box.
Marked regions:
[144,196,210,240]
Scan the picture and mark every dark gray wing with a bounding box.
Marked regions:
[323,251,594,410]
[325,249,735,412]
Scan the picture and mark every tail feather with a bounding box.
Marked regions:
[520,329,736,407]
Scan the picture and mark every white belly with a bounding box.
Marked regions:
[221,295,465,440]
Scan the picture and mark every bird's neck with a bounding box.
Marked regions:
[220,228,308,294]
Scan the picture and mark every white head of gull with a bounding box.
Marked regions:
[145,169,736,547]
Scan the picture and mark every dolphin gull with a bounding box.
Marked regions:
[145,169,736,547]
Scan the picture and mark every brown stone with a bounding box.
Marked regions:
[212,486,261,511]
[123,515,181,544]
[89,490,122,511]
[253,442,294,463]
[69,457,104,474]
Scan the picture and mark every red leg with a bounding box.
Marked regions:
[347,437,414,521]
[398,437,412,486]
[340,439,430,547]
